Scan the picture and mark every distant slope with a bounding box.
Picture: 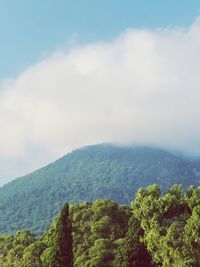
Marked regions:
[0,144,199,234]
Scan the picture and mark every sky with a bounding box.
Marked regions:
[1,1,200,185]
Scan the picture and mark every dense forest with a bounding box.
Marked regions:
[0,184,199,267]
[0,144,199,234]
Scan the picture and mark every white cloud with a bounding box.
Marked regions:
[1,18,200,183]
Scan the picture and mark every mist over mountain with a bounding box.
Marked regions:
[0,144,199,234]
[2,18,200,182]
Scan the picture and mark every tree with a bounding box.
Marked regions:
[49,203,73,267]
[114,216,155,267]
[183,205,200,266]
[88,238,115,267]
[23,241,47,267]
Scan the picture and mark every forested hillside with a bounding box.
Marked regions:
[0,144,199,234]
[0,185,199,266]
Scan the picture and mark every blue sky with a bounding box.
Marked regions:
[0,0,200,79]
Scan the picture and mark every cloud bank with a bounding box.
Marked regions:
[1,18,200,183]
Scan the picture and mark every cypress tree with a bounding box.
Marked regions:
[51,203,73,267]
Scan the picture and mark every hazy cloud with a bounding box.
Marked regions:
[1,18,200,183]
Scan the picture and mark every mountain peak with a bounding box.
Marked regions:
[0,144,199,234]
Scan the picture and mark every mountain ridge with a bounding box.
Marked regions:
[0,144,199,234]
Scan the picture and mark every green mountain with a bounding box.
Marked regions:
[0,144,199,234]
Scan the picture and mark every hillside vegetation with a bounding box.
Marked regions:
[0,144,199,234]
[0,185,199,266]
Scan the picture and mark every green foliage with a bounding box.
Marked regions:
[40,247,54,267]
[23,241,47,267]
[131,184,200,267]
[0,144,199,234]
[0,230,42,267]
[0,185,199,267]
[114,216,155,267]
[48,203,73,267]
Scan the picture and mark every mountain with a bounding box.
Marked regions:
[0,144,199,234]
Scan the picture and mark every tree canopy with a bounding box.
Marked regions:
[0,184,199,267]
